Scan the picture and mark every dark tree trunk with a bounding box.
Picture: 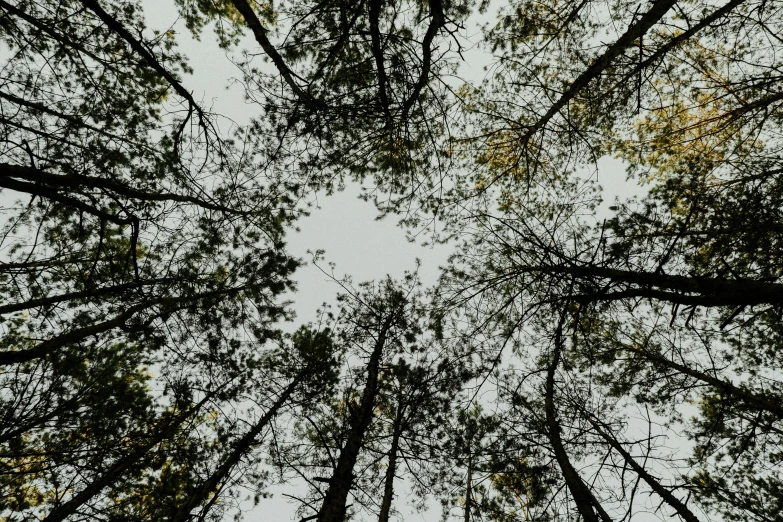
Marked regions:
[377,420,402,522]
[464,453,472,522]
[317,316,393,522]
[544,324,613,522]
[43,394,215,522]
[171,375,303,522]
[550,265,783,307]
[521,0,678,139]
[584,414,701,522]
[628,346,783,417]
[0,287,247,365]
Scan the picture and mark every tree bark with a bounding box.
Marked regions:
[171,375,303,521]
[618,0,747,89]
[77,0,207,123]
[0,286,247,365]
[368,0,392,124]
[400,0,444,117]
[0,173,134,226]
[522,0,678,140]
[228,0,321,108]
[0,279,172,315]
[377,418,402,522]
[544,324,612,522]
[317,315,393,522]
[0,163,240,214]
[0,299,167,365]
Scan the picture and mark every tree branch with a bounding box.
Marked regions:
[582,412,701,522]
[401,0,444,117]
[627,346,783,418]
[522,0,678,140]
[0,172,134,226]
[0,279,172,315]
[229,0,322,108]
[369,0,392,125]
[170,375,304,521]
[521,264,783,307]
[43,392,218,522]
[78,0,212,139]
[1,163,245,215]
[0,286,247,365]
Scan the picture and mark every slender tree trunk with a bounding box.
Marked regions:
[377,419,402,522]
[0,300,161,365]
[0,162,238,213]
[171,374,303,522]
[628,346,783,417]
[0,174,134,225]
[464,453,472,522]
[0,395,81,445]
[0,278,176,315]
[43,394,215,522]
[317,316,393,522]
[548,264,783,307]
[228,0,321,107]
[522,0,678,138]
[0,286,248,365]
[544,324,612,522]
[583,414,701,522]
[77,0,207,119]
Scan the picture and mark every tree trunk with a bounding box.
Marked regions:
[377,420,402,522]
[544,324,612,522]
[43,394,215,522]
[522,0,677,139]
[171,374,303,521]
[584,414,701,522]
[547,264,783,307]
[0,286,248,365]
[628,345,783,417]
[464,453,472,522]
[317,316,393,522]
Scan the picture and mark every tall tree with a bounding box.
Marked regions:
[435,1,783,521]
[174,0,468,227]
[0,1,299,519]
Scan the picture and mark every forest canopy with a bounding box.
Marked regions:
[0,0,781,521]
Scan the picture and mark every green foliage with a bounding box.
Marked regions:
[3,0,783,521]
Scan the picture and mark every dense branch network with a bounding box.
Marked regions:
[2,0,783,521]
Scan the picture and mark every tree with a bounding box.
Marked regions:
[169,326,340,522]
[269,275,468,522]
[0,0,297,365]
[373,351,468,522]
[175,0,469,227]
[436,0,783,520]
[0,1,301,519]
